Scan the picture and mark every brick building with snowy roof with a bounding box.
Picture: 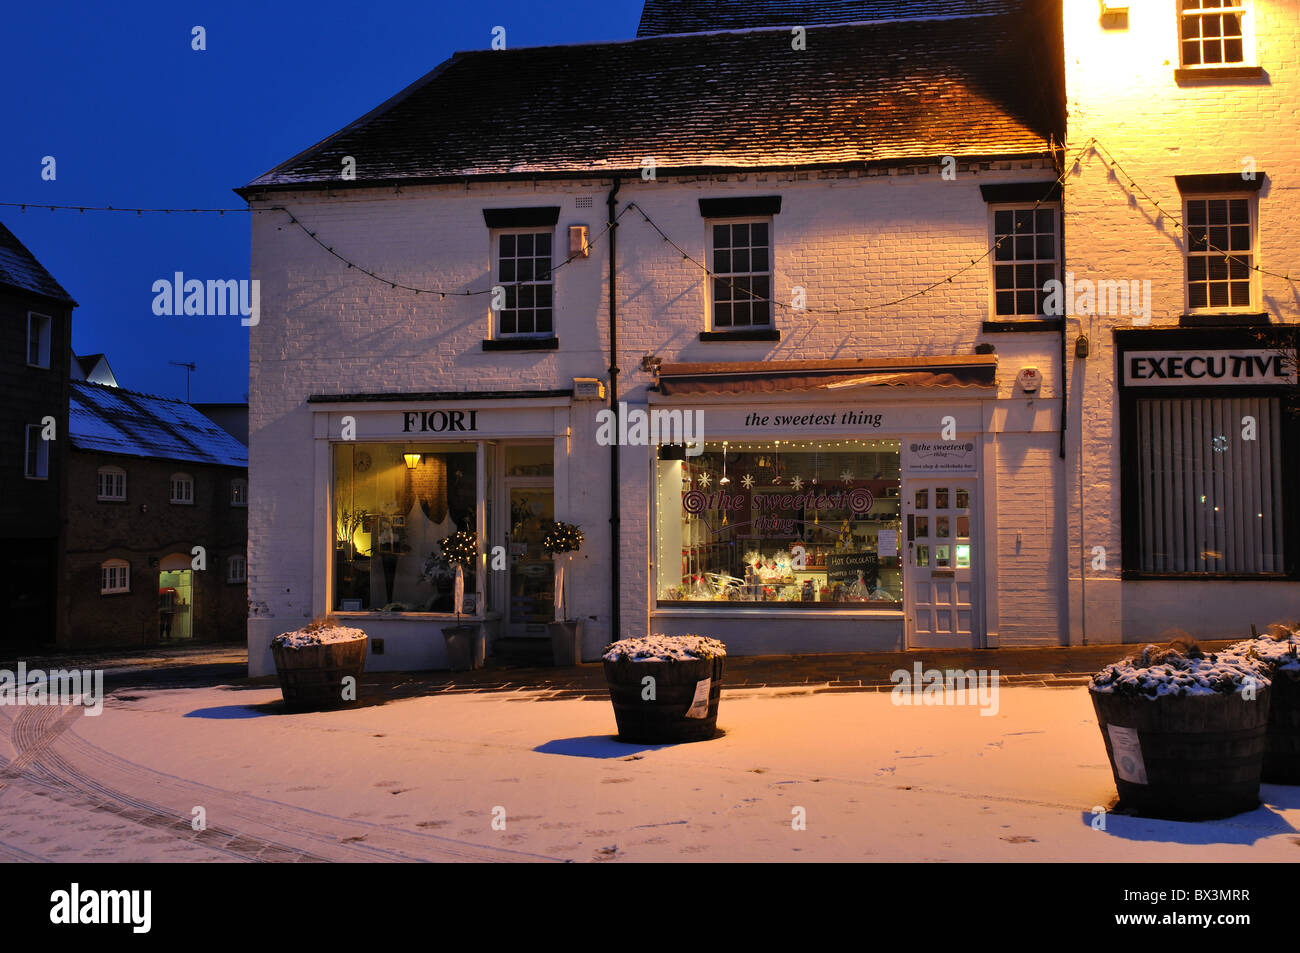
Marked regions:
[59,380,249,648]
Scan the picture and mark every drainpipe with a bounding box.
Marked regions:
[607,177,622,642]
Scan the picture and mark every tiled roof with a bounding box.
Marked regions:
[637,0,1021,35]
[70,381,248,468]
[243,10,1059,191]
[0,221,75,304]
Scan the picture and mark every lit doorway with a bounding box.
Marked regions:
[903,480,980,648]
[504,482,554,637]
[159,554,195,641]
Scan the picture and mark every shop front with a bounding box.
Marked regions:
[306,394,575,669]
[646,357,998,654]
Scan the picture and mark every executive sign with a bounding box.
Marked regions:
[1123,349,1297,387]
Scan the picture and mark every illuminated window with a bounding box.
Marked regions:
[100,559,130,594]
[1179,0,1247,67]
[710,221,772,330]
[97,466,127,501]
[495,231,553,337]
[170,473,194,504]
[332,443,479,612]
[1185,197,1254,311]
[656,441,902,606]
[992,206,1059,317]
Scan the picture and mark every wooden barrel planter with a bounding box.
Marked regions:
[1262,670,1300,784]
[271,635,367,713]
[603,655,725,743]
[1090,688,1270,820]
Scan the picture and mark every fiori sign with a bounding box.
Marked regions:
[1123,350,1297,387]
[403,409,480,433]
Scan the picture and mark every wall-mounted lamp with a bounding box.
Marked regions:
[1075,335,1090,359]
[403,453,422,469]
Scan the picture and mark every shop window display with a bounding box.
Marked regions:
[656,440,903,606]
[333,443,478,612]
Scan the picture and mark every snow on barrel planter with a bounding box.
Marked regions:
[270,618,368,713]
[1225,624,1300,784]
[1089,640,1272,821]
[602,635,726,743]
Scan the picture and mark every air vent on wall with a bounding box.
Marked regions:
[575,195,594,208]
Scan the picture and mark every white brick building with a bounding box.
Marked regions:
[238,0,1296,675]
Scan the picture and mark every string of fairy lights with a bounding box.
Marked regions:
[3,135,1295,311]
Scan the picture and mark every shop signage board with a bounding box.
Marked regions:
[904,440,977,473]
[1122,349,1297,387]
[826,551,879,586]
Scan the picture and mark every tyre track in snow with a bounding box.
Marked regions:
[0,705,564,863]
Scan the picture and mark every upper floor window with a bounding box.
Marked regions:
[170,472,194,504]
[1185,196,1254,311]
[97,466,127,501]
[709,220,772,330]
[227,554,247,584]
[27,313,51,368]
[100,559,130,594]
[991,206,1059,317]
[1179,1,1247,67]
[24,425,49,479]
[495,230,553,337]
[231,478,248,506]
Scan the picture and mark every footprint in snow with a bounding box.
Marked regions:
[1001,835,1038,844]
[593,845,619,861]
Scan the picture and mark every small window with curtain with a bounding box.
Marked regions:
[98,466,127,501]
[170,472,194,504]
[101,559,130,594]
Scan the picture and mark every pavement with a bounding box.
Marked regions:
[0,639,1242,699]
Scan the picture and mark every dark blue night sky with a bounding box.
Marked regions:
[2,1,637,403]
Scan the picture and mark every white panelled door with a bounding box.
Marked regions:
[905,480,979,648]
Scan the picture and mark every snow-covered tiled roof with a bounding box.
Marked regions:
[70,381,248,468]
[241,8,1060,191]
[0,221,76,304]
[637,0,1022,36]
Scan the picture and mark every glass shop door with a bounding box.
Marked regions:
[505,481,554,636]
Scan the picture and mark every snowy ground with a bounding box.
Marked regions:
[0,682,1297,862]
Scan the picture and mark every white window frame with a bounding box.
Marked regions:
[169,472,195,505]
[987,202,1061,319]
[24,424,49,479]
[492,228,555,338]
[1183,193,1257,313]
[227,554,247,584]
[27,312,52,368]
[705,217,774,332]
[97,466,127,501]
[100,559,130,594]
[1177,0,1254,69]
[231,477,248,506]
